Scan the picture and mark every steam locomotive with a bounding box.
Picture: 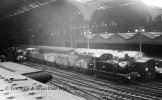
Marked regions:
[0,47,25,62]
[75,48,157,81]
[22,46,157,83]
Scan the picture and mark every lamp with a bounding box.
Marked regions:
[135,26,145,52]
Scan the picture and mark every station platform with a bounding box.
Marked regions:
[0,62,53,83]
[0,62,41,74]
[0,67,86,100]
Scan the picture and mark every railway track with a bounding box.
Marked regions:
[49,79,103,100]
[49,74,155,100]
[22,61,162,100]
[46,69,160,100]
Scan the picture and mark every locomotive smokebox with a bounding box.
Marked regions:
[22,71,53,83]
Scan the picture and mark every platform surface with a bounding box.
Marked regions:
[0,67,86,100]
[0,62,41,74]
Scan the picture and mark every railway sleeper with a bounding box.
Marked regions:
[95,72,127,83]
[72,67,86,74]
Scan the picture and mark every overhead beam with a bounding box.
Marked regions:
[0,0,56,21]
[67,0,113,21]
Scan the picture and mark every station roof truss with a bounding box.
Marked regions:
[1,0,162,21]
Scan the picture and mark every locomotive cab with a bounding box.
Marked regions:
[135,57,156,81]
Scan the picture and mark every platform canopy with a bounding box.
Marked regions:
[77,32,162,44]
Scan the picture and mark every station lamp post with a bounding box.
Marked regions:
[135,26,145,52]
[31,34,35,45]
[51,33,55,46]
[85,30,92,49]
[52,31,57,46]
[83,22,92,49]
